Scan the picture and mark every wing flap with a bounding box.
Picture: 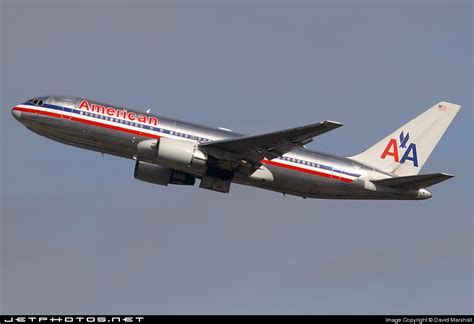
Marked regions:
[372,173,454,189]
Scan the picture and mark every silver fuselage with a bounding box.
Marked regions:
[11,96,431,200]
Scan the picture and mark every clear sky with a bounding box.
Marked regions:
[1,0,472,314]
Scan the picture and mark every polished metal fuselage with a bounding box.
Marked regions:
[11,96,429,200]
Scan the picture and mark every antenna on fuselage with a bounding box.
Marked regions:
[146,109,151,113]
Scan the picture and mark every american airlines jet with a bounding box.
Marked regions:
[11,97,460,200]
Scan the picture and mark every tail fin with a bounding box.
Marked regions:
[349,101,461,176]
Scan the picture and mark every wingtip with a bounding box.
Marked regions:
[323,120,343,127]
[440,173,454,179]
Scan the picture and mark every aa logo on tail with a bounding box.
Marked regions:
[380,131,419,167]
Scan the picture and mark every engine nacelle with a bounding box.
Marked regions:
[134,161,195,186]
[137,138,207,169]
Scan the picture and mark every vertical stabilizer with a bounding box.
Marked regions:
[349,102,461,176]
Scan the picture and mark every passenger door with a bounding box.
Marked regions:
[60,100,75,120]
[331,167,342,181]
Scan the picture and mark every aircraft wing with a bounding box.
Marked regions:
[200,120,342,163]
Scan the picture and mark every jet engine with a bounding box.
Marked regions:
[134,161,195,186]
[137,138,207,169]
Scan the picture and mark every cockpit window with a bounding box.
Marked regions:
[26,99,44,106]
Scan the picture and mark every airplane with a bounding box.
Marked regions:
[11,96,461,200]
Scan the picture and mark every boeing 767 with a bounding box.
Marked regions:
[11,97,460,200]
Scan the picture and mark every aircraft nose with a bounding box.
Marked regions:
[11,107,21,120]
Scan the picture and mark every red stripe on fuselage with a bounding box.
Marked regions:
[12,106,160,139]
[261,159,353,183]
[14,106,353,183]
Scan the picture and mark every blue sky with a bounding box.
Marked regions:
[1,1,472,314]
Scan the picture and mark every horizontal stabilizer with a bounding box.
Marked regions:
[371,173,454,189]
